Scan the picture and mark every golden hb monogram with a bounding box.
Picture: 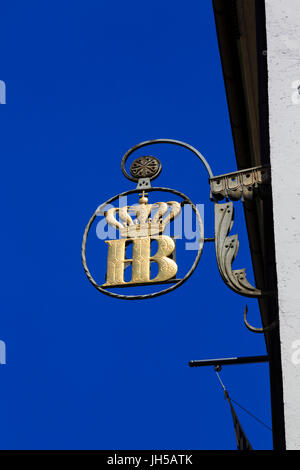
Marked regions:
[103,192,181,286]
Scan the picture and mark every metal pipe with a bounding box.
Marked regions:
[189,355,269,367]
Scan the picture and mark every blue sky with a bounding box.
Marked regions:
[0,0,272,450]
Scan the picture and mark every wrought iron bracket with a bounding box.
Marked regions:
[210,165,270,202]
[83,139,273,308]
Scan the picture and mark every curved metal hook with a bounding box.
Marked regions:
[121,138,214,181]
[243,305,278,333]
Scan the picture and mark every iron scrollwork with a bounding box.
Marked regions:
[83,138,271,302]
[243,305,278,333]
[214,201,263,298]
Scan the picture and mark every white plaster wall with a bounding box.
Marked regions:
[265,0,300,450]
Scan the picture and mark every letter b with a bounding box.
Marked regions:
[104,235,177,286]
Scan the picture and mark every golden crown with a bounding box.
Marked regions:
[104,192,181,238]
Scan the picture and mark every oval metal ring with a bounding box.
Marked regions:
[82,187,204,300]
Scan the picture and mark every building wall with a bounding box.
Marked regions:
[265,0,300,450]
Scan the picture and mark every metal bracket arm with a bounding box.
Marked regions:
[189,355,269,368]
[210,165,270,202]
